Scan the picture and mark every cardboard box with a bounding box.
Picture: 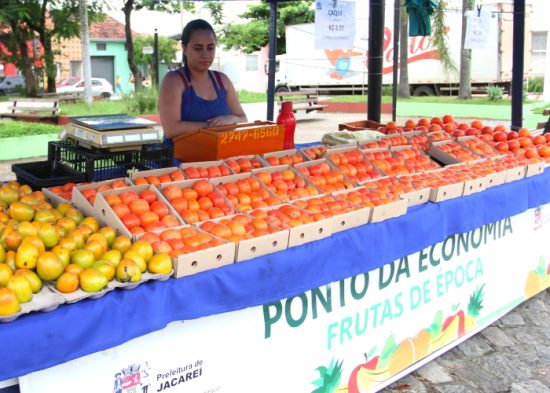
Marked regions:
[462,177,488,196]
[42,187,72,208]
[198,214,289,262]
[179,160,234,179]
[338,119,383,131]
[156,178,235,222]
[401,187,432,206]
[505,166,526,183]
[332,186,408,223]
[128,167,183,183]
[251,204,333,247]
[172,121,285,162]
[134,224,236,278]
[525,161,545,177]
[262,148,310,166]
[71,178,133,224]
[429,182,465,202]
[484,170,507,188]
[93,184,184,239]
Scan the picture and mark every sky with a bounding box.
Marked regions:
[107,1,256,37]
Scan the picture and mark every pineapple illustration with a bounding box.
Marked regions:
[465,284,485,332]
[524,257,550,298]
[311,358,344,393]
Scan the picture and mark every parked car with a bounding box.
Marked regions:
[57,77,114,98]
[56,76,80,89]
[0,75,25,95]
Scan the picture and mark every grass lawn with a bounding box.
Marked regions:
[324,95,540,106]
[0,121,62,139]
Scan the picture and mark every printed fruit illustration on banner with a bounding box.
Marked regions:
[429,285,484,351]
[524,256,550,298]
[311,358,343,393]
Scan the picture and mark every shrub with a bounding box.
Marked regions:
[527,77,544,93]
[486,85,503,101]
[123,88,159,114]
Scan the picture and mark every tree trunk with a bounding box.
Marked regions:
[459,0,473,99]
[38,30,56,93]
[124,0,142,92]
[398,4,410,98]
[10,21,37,96]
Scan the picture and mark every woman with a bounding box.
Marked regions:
[159,19,247,144]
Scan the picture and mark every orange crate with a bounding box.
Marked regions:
[173,121,285,162]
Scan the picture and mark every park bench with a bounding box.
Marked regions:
[38,92,81,104]
[536,108,550,134]
[0,98,60,123]
[275,89,327,114]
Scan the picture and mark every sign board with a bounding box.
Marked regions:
[315,0,356,49]
[142,46,154,55]
[19,204,550,393]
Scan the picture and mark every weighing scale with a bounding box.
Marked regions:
[62,114,163,151]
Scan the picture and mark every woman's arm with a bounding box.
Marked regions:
[206,73,248,127]
[159,71,207,140]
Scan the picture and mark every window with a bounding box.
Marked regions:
[70,61,82,77]
[96,43,107,51]
[531,31,547,76]
[245,54,258,72]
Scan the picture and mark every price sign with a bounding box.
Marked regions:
[315,0,356,49]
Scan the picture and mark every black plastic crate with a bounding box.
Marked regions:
[12,161,87,191]
[48,140,173,181]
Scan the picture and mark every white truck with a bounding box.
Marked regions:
[274,4,520,96]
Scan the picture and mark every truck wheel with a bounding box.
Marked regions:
[413,86,435,96]
[275,85,290,93]
[0,90,5,96]
[101,92,111,99]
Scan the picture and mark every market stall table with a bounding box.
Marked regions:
[3,167,550,392]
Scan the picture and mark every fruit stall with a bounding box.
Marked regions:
[1,116,550,393]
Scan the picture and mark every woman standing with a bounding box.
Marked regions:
[159,19,247,144]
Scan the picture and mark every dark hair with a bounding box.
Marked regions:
[181,19,216,66]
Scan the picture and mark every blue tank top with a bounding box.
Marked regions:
[180,67,230,122]
[164,68,230,163]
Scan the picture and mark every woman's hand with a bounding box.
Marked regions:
[206,115,239,127]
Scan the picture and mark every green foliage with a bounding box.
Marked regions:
[382,85,394,96]
[205,1,224,25]
[133,35,178,72]
[123,88,159,114]
[0,121,62,139]
[220,0,314,54]
[237,90,267,104]
[527,77,544,93]
[431,0,457,75]
[486,85,504,101]
[311,358,343,393]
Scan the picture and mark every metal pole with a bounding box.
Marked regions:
[511,0,525,130]
[368,0,385,122]
[266,0,278,122]
[391,0,400,122]
[154,29,160,88]
[79,0,93,104]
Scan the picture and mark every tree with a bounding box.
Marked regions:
[221,0,314,54]
[0,2,38,95]
[133,34,178,85]
[0,0,104,94]
[458,0,474,99]
[118,0,194,92]
[398,3,410,98]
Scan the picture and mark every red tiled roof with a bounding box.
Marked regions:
[89,15,137,40]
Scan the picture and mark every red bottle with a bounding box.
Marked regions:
[277,101,297,149]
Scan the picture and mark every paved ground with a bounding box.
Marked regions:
[1,102,550,393]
